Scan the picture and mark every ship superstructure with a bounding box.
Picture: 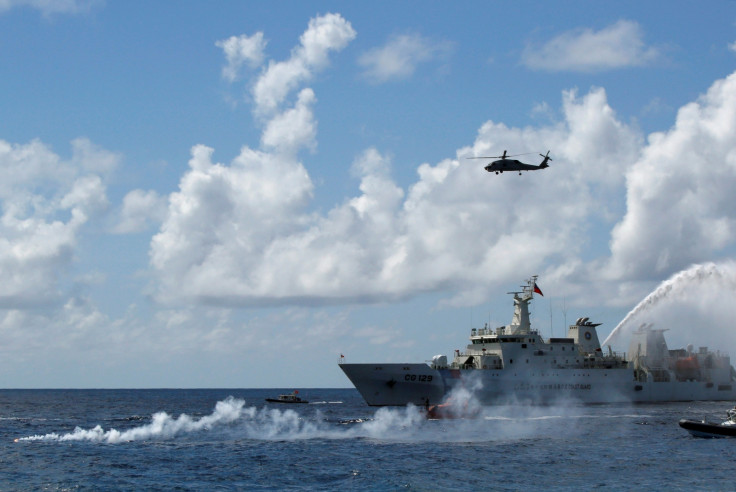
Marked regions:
[339,277,736,406]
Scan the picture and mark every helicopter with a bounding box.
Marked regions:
[469,150,553,175]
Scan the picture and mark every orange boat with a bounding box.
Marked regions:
[425,399,479,419]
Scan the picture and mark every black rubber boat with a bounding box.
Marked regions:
[679,410,736,438]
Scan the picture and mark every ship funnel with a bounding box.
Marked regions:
[568,317,602,355]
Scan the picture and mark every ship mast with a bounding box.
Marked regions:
[507,275,538,335]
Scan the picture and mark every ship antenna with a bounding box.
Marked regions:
[549,299,553,338]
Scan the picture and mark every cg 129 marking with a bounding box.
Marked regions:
[404,374,433,382]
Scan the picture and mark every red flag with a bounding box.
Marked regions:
[534,283,544,296]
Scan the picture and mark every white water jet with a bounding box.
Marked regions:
[602,261,736,348]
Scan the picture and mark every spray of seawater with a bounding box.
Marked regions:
[602,261,736,348]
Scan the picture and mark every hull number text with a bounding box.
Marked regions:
[405,374,433,382]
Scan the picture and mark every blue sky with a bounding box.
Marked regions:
[2,1,736,388]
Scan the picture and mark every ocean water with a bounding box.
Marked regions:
[2,388,735,490]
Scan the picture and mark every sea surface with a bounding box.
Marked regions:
[2,388,735,490]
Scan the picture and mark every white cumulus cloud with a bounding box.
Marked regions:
[0,138,116,307]
[216,32,267,82]
[150,16,736,316]
[260,88,318,155]
[606,71,736,281]
[522,20,660,72]
[358,33,454,83]
[251,13,355,117]
[149,61,643,307]
[114,189,168,234]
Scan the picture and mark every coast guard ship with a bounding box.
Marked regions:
[339,277,736,406]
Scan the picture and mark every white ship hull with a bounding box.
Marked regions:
[340,363,736,406]
[340,277,736,407]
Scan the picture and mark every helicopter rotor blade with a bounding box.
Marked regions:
[467,151,538,159]
[504,152,537,157]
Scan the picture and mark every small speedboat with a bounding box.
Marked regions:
[679,408,736,438]
[265,391,308,404]
[425,399,480,419]
[426,402,463,419]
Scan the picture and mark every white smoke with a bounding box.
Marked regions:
[16,395,638,445]
[602,261,736,351]
[427,371,484,418]
[19,396,248,443]
[16,397,427,444]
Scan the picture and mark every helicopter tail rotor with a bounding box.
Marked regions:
[538,150,552,169]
